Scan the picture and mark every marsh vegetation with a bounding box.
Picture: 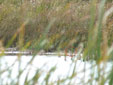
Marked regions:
[0,0,113,85]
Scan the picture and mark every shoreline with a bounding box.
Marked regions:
[0,48,83,57]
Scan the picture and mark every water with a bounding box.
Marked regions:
[0,55,112,85]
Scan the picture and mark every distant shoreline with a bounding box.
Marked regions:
[0,48,83,57]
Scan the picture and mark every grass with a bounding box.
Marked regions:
[0,0,113,85]
[0,0,112,51]
[0,0,91,51]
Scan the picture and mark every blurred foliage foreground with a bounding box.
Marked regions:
[0,0,113,85]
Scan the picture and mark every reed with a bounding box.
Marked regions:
[0,0,113,85]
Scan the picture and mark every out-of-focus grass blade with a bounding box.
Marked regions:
[109,66,113,85]
[31,18,56,54]
[6,20,29,48]
[83,0,106,61]
[83,0,98,60]
[96,0,106,62]
[44,66,56,85]
[57,78,67,85]
[25,68,42,85]
[6,33,18,48]
[23,19,56,78]
[31,69,42,85]
[21,41,31,51]
[16,19,56,85]
[24,70,30,85]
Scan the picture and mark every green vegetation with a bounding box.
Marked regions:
[0,0,113,52]
[0,0,93,51]
[0,0,113,85]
